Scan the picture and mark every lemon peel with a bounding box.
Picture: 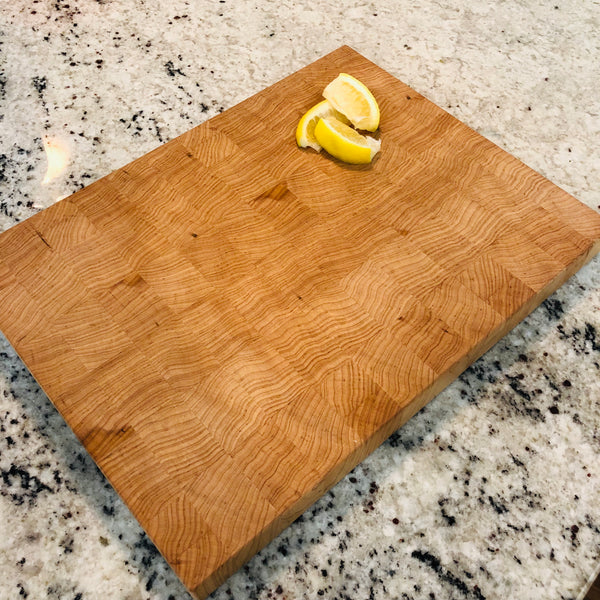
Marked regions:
[296,100,350,152]
[313,116,380,164]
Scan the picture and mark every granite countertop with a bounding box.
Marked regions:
[1,1,599,599]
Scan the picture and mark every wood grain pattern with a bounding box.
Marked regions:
[0,46,599,598]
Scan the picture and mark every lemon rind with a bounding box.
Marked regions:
[296,100,350,152]
[314,116,380,165]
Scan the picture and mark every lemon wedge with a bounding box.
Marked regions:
[323,73,380,132]
[313,116,381,164]
[296,100,350,151]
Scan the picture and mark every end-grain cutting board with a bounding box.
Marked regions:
[1,46,599,598]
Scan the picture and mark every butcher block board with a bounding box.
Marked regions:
[1,46,599,598]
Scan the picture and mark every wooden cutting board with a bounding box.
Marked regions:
[1,46,599,598]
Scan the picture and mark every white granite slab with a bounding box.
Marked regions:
[0,1,599,599]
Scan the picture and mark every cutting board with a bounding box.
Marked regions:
[1,46,599,599]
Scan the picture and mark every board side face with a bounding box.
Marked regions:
[0,46,599,598]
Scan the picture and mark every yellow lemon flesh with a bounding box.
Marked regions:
[323,73,380,132]
[313,116,381,164]
[296,100,350,151]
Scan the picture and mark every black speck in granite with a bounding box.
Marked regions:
[50,0,82,21]
[148,116,164,143]
[557,322,600,354]
[438,499,457,526]
[31,75,47,97]
[542,372,561,393]
[133,532,160,569]
[505,374,531,401]
[499,374,545,422]
[0,463,53,506]
[411,549,486,599]
[145,570,158,591]
[59,533,74,554]
[458,357,506,394]
[165,59,186,77]
[511,454,526,469]
[584,323,600,351]
[440,507,457,526]
[488,495,509,515]
[570,524,580,545]
[0,154,11,184]
[0,137,45,221]
[119,109,168,144]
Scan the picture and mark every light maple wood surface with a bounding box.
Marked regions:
[0,46,599,598]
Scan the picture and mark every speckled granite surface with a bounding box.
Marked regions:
[1,1,599,599]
